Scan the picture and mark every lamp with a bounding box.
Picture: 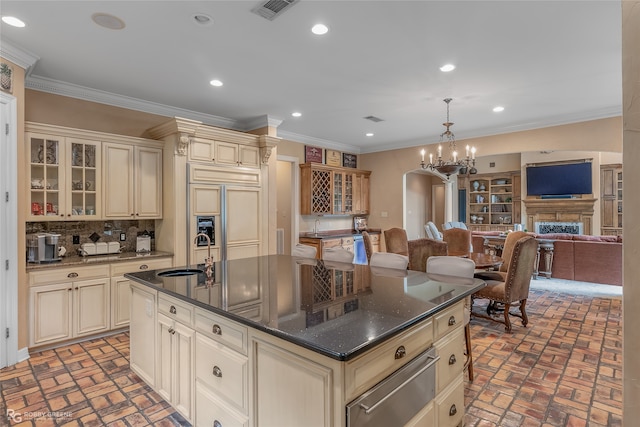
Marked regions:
[420,98,477,177]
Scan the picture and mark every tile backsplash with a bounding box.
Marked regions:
[26,220,156,256]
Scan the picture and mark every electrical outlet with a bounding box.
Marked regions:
[72,235,80,244]
[120,232,126,241]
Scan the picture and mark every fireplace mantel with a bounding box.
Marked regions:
[523,198,597,235]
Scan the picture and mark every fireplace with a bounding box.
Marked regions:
[523,198,596,235]
[535,221,583,234]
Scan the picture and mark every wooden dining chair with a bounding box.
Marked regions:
[426,255,477,381]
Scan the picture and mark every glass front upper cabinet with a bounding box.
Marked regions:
[28,133,100,220]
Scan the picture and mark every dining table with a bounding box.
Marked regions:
[469,252,504,270]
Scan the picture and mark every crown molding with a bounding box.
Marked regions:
[0,38,39,72]
[240,115,283,132]
[25,74,241,130]
[277,130,361,154]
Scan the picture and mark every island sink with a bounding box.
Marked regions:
[156,268,203,277]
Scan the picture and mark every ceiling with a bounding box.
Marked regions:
[0,1,622,154]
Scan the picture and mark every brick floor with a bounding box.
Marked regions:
[0,287,622,426]
[466,287,622,426]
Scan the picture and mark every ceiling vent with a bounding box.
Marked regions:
[363,115,385,123]
[251,0,300,21]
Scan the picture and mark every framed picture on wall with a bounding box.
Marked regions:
[342,153,357,168]
[305,145,323,163]
[326,149,342,167]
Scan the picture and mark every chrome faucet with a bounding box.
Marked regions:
[314,218,321,235]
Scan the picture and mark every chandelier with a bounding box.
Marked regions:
[420,98,477,177]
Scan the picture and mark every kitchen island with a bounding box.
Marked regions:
[126,255,485,427]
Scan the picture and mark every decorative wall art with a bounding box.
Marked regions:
[325,149,342,166]
[342,153,357,168]
[1,62,13,94]
[305,145,323,163]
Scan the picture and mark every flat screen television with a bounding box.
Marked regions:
[526,162,592,196]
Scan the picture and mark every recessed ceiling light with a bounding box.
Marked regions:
[210,79,223,87]
[193,13,213,26]
[439,64,456,72]
[311,24,329,35]
[366,133,374,137]
[91,13,126,30]
[1,16,26,28]
[291,112,302,117]
[493,106,505,112]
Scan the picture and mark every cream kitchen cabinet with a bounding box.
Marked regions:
[29,265,110,347]
[188,137,260,168]
[103,142,163,219]
[194,311,249,426]
[26,129,101,221]
[157,294,195,422]
[130,282,157,387]
[110,257,173,329]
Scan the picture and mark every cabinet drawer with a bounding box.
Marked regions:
[195,333,248,413]
[195,308,248,355]
[434,301,464,341]
[341,236,354,246]
[322,238,342,249]
[345,318,434,402]
[29,264,109,286]
[158,294,194,326]
[435,327,465,393]
[110,257,172,276]
[435,375,464,427]
[195,383,248,427]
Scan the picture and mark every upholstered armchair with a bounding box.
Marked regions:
[442,227,473,256]
[443,221,468,230]
[407,238,448,272]
[383,227,409,256]
[424,221,443,240]
[472,235,538,332]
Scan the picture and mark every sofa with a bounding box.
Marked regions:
[471,231,623,286]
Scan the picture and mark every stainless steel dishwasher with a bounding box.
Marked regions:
[346,346,439,427]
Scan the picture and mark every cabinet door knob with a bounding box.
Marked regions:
[139,264,148,270]
[67,272,78,278]
[213,420,222,427]
[448,315,457,326]
[212,365,222,377]
[394,346,406,360]
[168,327,175,335]
[212,324,222,335]
[449,354,457,365]
[449,404,457,416]
[169,305,177,314]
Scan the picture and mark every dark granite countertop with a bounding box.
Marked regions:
[299,229,382,239]
[125,254,485,361]
[26,251,173,271]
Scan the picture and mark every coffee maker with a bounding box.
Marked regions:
[27,233,62,263]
